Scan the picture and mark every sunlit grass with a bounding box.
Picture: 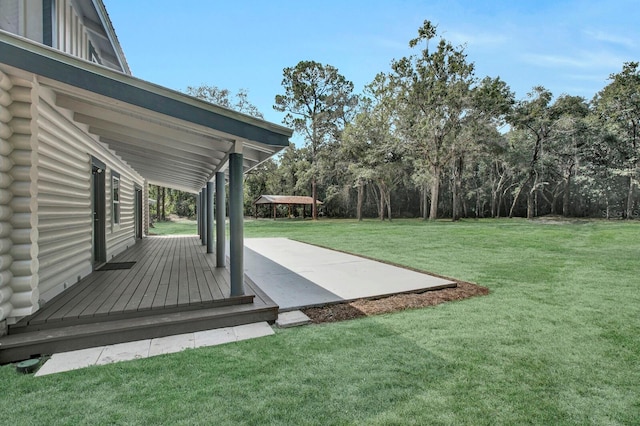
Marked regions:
[148,218,197,235]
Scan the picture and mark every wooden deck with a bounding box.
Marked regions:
[0,236,278,363]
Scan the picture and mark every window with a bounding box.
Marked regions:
[42,0,56,48]
[89,42,101,65]
[112,172,120,225]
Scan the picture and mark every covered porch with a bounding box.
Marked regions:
[0,236,278,363]
[0,32,292,363]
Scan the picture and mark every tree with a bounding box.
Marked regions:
[274,61,356,219]
[452,76,514,220]
[507,86,554,219]
[593,62,640,219]
[547,95,590,216]
[186,85,263,119]
[390,21,475,220]
[342,74,405,221]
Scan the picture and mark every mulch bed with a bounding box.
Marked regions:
[301,280,489,324]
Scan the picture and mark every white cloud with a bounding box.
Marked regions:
[584,30,636,49]
[521,50,626,70]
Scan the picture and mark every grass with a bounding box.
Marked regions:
[2,218,639,425]
[148,218,197,235]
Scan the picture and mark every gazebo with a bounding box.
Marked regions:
[253,195,323,219]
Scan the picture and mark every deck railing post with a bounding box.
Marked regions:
[215,171,225,268]
[206,181,214,253]
[229,151,244,296]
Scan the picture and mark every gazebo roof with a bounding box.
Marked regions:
[253,195,323,205]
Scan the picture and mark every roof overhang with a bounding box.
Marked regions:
[0,31,292,193]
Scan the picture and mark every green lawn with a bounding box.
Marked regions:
[148,218,197,235]
[2,219,639,425]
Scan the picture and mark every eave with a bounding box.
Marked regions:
[0,31,292,193]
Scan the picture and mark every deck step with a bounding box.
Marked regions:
[0,302,278,364]
[9,294,255,334]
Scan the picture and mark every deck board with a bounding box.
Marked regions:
[15,236,259,329]
[2,235,280,362]
[124,235,172,311]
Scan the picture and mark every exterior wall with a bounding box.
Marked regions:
[0,0,20,35]
[0,71,144,324]
[0,0,101,65]
[36,86,144,304]
[0,70,39,323]
[36,89,93,301]
[54,0,90,61]
[105,167,139,261]
[0,0,44,46]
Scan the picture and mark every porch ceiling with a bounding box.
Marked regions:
[0,31,292,193]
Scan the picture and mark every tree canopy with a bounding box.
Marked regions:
[170,27,638,222]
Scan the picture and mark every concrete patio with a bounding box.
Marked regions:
[244,238,456,311]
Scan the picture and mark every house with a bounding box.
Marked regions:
[0,0,291,351]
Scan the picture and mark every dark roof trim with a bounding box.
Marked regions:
[0,32,292,147]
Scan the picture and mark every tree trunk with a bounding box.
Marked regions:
[462,194,469,218]
[356,181,364,221]
[385,189,392,222]
[626,175,635,220]
[491,189,498,218]
[312,177,318,220]
[379,186,385,221]
[562,174,571,217]
[156,185,161,220]
[161,187,166,220]
[527,187,535,219]
[422,185,429,220]
[429,166,441,220]
[452,157,463,221]
[509,179,528,218]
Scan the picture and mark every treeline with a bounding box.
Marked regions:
[149,185,197,221]
[166,20,638,221]
[247,21,639,220]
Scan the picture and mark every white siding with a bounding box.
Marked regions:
[0,70,15,322]
[0,77,146,323]
[55,0,91,61]
[1,75,40,323]
[36,88,144,303]
[0,0,42,44]
[36,99,92,299]
[0,0,20,35]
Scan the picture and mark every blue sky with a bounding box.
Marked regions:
[105,0,639,128]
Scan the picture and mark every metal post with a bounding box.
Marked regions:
[215,171,226,268]
[206,181,214,253]
[228,152,244,296]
